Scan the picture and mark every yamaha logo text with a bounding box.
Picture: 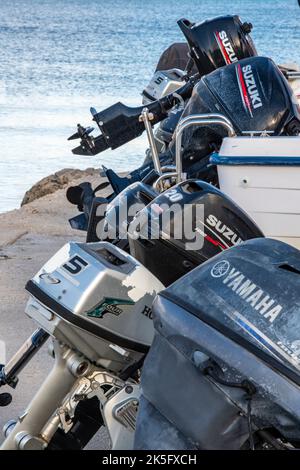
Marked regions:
[211,262,282,323]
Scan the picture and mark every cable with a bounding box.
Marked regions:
[246,397,255,450]
[204,364,257,449]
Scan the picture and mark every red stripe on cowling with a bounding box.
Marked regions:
[237,64,253,116]
[215,31,231,64]
[205,234,227,250]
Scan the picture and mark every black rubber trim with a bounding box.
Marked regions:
[26,280,149,354]
[141,90,155,102]
[159,291,300,387]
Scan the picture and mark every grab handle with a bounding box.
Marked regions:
[175,113,235,183]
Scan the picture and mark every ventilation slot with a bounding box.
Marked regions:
[278,264,300,275]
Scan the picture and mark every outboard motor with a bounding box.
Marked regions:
[69,15,258,158]
[66,15,259,233]
[97,181,158,245]
[136,238,300,450]
[178,15,257,76]
[154,108,184,149]
[142,69,186,105]
[178,56,300,172]
[128,180,263,286]
[66,158,171,241]
[25,242,164,373]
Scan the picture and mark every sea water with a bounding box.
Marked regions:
[0,0,299,212]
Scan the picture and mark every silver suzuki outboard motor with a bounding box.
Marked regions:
[135,238,300,450]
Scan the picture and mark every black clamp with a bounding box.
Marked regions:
[0,365,12,407]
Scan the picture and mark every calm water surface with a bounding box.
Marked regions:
[0,0,299,212]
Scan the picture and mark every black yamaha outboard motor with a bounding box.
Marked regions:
[128,180,263,286]
[136,238,300,450]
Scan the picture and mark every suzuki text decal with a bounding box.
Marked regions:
[236,63,263,118]
[214,31,238,64]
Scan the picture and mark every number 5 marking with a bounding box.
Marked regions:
[62,255,89,275]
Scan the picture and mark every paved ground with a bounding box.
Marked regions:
[0,175,110,449]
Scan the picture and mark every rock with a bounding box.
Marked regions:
[21,168,99,206]
[0,254,11,260]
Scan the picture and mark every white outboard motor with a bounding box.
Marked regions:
[25,241,164,372]
[142,68,186,156]
[142,68,186,105]
[0,241,164,451]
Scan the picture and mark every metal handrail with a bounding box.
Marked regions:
[286,71,300,79]
[160,165,176,172]
[140,108,162,175]
[153,165,177,191]
[178,113,234,129]
[153,172,177,191]
[152,113,235,191]
[175,114,235,183]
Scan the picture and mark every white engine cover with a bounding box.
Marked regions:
[25,242,164,371]
[213,136,300,249]
[142,69,185,104]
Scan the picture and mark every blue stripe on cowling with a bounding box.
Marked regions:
[210,152,300,166]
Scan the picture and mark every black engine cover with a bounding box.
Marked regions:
[178,15,257,76]
[128,180,263,286]
[135,238,300,450]
[164,237,300,381]
[179,56,300,169]
[202,56,300,134]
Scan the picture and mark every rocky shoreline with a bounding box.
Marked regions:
[21,167,99,206]
[0,168,102,247]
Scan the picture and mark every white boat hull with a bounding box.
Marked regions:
[213,137,300,249]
